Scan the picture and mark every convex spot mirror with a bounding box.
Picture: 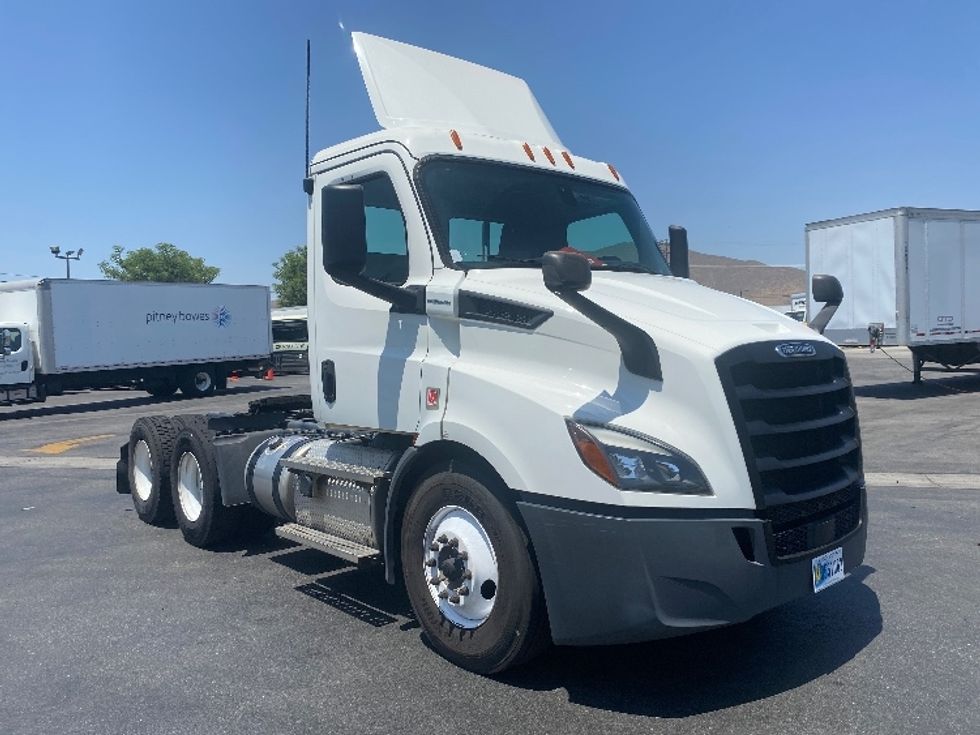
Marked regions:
[812,274,843,305]
[321,184,368,278]
[542,251,592,292]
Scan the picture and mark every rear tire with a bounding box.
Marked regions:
[400,463,549,674]
[144,378,178,397]
[178,366,216,398]
[129,416,178,525]
[169,424,273,548]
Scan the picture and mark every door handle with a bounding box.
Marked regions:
[321,359,336,403]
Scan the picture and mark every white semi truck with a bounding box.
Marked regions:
[807,207,980,382]
[115,34,866,673]
[0,279,271,403]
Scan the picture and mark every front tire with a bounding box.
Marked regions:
[129,416,178,525]
[401,464,549,674]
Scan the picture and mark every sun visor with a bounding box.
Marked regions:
[352,32,563,147]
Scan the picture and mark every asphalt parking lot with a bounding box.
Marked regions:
[1,354,977,735]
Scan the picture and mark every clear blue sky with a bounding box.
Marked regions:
[2,1,979,284]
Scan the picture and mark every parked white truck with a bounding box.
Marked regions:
[807,207,980,382]
[0,279,272,403]
[115,34,866,673]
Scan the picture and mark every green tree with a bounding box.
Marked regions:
[99,243,220,283]
[272,245,307,306]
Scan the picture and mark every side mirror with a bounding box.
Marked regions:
[809,274,843,335]
[668,225,690,279]
[811,274,843,305]
[542,251,592,292]
[321,184,367,278]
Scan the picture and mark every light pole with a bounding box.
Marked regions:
[49,246,83,278]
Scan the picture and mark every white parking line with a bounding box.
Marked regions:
[0,456,116,470]
[865,472,980,490]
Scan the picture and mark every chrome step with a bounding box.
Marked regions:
[275,522,381,566]
[280,455,390,486]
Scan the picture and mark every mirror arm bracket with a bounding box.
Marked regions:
[332,271,425,314]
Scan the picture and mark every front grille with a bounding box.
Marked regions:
[717,341,864,559]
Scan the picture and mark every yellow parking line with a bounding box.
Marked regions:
[30,434,116,455]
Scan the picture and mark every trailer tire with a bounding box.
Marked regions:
[169,425,235,548]
[178,366,217,398]
[128,416,178,526]
[401,463,549,674]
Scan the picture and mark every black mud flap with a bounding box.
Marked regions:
[115,442,130,495]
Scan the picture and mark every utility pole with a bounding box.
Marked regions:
[49,246,83,278]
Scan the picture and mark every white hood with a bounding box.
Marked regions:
[462,269,819,356]
[351,32,563,147]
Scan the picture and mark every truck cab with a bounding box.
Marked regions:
[0,322,38,403]
[118,33,866,674]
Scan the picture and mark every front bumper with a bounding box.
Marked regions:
[517,488,867,646]
[1,383,38,404]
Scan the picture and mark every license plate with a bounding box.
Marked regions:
[812,547,844,593]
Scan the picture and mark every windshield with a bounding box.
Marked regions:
[272,319,308,343]
[417,159,672,275]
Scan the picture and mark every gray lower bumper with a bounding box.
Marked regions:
[1,383,38,403]
[518,493,867,646]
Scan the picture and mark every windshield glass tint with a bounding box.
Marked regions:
[272,320,308,342]
[418,159,671,274]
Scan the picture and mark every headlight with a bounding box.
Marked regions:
[565,419,712,495]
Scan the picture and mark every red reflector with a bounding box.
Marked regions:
[561,151,575,168]
[449,129,462,150]
[522,142,535,161]
[542,147,556,165]
[607,163,620,181]
[426,387,441,410]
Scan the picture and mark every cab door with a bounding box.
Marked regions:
[0,324,34,387]
[309,150,433,432]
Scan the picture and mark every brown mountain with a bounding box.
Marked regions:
[686,250,805,307]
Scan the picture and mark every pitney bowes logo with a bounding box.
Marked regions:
[774,342,817,358]
[145,306,232,328]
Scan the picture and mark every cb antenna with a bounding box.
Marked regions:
[303,39,313,194]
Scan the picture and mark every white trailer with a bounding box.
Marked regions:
[807,207,980,381]
[0,279,272,402]
[114,34,866,674]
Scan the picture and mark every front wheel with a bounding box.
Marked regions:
[400,464,549,674]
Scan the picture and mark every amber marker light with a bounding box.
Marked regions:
[542,146,556,165]
[449,129,463,150]
[565,420,618,487]
[607,163,620,181]
[561,151,575,168]
[522,142,535,161]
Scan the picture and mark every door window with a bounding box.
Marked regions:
[1,328,22,353]
[360,175,409,284]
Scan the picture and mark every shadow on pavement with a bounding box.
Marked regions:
[493,566,881,718]
[854,375,980,399]
[0,384,279,421]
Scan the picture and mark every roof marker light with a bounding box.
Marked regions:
[449,129,463,150]
[607,163,620,181]
[542,147,556,165]
[561,151,575,169]
[522,142,535,161]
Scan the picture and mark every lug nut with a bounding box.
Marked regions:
[438,590,449,599]
[463,570,472,580]
[429,576,441,586]
[425,558,437,567]
[459,551,468,561]
[429,542,440,551]
[458,586,469,596]
[437,534,449,544]
[449,594,461,604]
[448,537,459,548]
